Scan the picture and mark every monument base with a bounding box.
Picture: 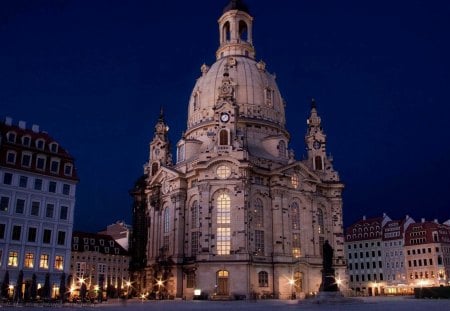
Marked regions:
[308,291,360,305]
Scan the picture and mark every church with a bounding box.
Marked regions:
[130,0,345,300]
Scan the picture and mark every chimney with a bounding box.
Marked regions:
[434,219,438,224]
[31,124,40,133]
[421,218,425,223]
[18,120,26,129]
[363,216,366,221]
[5,116,12,125]
[406,215,409,219]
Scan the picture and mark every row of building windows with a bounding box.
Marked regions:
[0,224,66,245]
[73,237,115,247]
[72,244,121,254]
[5,150,73,176]
[408,258,437,267]
[72,255,128,264]
[385,250,403,257]
[73,262,128,275]
[384,241,402,247]
[409,271,445,279]
[407,247,438,255]
[348,261,383,270]
[2,172,72,195]
[386,261,404,269]
[0,249,64,270]
[5,132,58,153]
[0,196,69,219]
[348,242,381,249]
[350,273,384,282]
[348,250,382,259]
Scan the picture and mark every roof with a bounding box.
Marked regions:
[72,231,129,256]
[0,119,78,181]
[223,0,250,14]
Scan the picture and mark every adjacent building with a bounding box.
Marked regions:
[0,117,78,296]
[404,220,450,288]
[130,0,346,300]
[345,214,391,296]
[98,221,131,251]
[69,231,130,297]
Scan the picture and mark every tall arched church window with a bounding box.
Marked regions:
[177,144,185,163]
[314,156,323,170]
[254,199,263,227]
[217,193,231,255]
[219,129,229,145]
[278,141,286,157]
[151,163,159,176]
[317,208,324,234]
[238,20,248,42]
[291,202,300,230]
[164,208,170,233]
[193,91,199,110]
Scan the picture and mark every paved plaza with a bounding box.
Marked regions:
[2,297,450,311]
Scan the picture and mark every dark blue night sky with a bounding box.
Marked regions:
[1,0,449,232]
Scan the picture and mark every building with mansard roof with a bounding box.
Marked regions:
[0,117,78,298]
[130,0,345,300]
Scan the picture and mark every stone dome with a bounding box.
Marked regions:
[187,56,286,131]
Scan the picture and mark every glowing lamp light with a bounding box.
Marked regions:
[288,279,295,286]
[194,289,202,296]
[157,280,164,287]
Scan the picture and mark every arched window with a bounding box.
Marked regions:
[219,129,229,145]
[317,208,324,234]
[223,21,231,42]
[314,156,323,170]
[254,199,263,227]
[193,91,199,110]
[177,144,185,163]
[291,202,300,230]
[278,141,286,157]
[217,193,231,255]
[191,200,199,228]
[151,163,159,176]
[258,271,268,287]
[239,20,248,42]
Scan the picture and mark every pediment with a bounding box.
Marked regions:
[150,166,183,184]
[271,161,321,184]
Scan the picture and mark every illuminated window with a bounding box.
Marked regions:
[191,231,199,256]
[292,233,301,258]
[217,193,231,255]
[217,194,230,224]
[55,255,64,270]
[8,251,19,267]
[217,227,231,255]
[291,174,299,189]
[164,208,170,233]
[253,199,263,227]
[24,253,34,268]
[216,165,231,179]
[40,254,49,269]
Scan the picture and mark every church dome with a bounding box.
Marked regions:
[186,2,286,133]
[187,56,285,130]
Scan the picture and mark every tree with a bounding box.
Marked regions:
[14,270,23,302]
[42,273,51,299]
[59,273,66,303]
[30,274,37,301]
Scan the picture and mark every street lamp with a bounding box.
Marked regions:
[288,279,295,300]
[125,280,132,298]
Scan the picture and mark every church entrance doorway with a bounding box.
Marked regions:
[217,270,229,296]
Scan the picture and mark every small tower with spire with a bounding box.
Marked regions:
[305,99,327,171]
[148,108,172,176]
[216,0,255,60]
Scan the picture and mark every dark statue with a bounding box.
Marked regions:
[319,240,339,292]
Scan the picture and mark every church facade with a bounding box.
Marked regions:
[130,1,345,300]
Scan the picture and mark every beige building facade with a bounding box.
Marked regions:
[130,0,345,300]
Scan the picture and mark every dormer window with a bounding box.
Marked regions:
[49,142,58,153]
[36,139,45,150]
[193,91,199,110]
[177,144,185,163]
[36,155,46,171]
[50,158,60,174]
[265,88,274,106]
[64,163,73,176]
[22,136,31,146]
[21,152,32,168]
[278,141,286,158]
[6,151,16,164]
[7,132,16,143]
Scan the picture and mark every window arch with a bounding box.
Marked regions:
[253,199,263,227]
[22,135,31,146]
[222,21,231,42]
[177,144,185,163]
[278,141,286,157]
[314,156,323,170]
[258,271,268,287]
[317,208,324,234]
[36,139,45,150]
[291,202,300,230]
[219,129,229,145]
[238,20,248,42]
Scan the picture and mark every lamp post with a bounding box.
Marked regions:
[288,279,295,300]
[125,281,131,298]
